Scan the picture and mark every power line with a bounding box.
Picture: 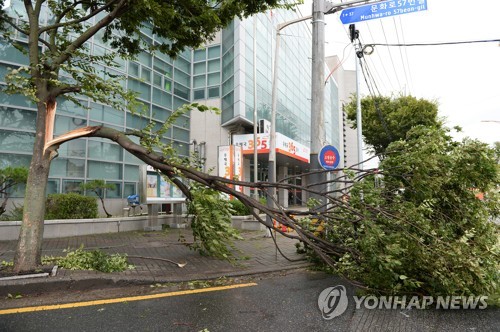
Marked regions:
[392,17,410,95]
[397,16,414,94]
[379,21,402,92]
[369,38,500,47]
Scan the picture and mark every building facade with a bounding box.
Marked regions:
[0,3,343,214]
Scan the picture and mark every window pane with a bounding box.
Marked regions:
[0,107,36,130]
[50,158,85,178]
[87,161,122,180]
[193,62,206,75]
[124,183,136,197]
[54,115,87,135]
[151,104,171,122]
[141,67,151,82]
[126,113,150,130]
[89,102,124,126]
[207,59,220,72]
[88,141,123,162]
[174,56,190,74]
[0,130,34,152]
[58,98,87,117]
[124,165,139,182]
[173,127,189,141]
[47,179,60,195]
[208,86,220,98]
[153,72,162,87]
[58,139,86,158]
[62,180,83,194]
[193,75,205,88]
[174,69,190,87]
[193,89,205,100]
[208,45,220,59]
[128,61,139,77]
[106,182,121,198]
[193,49,206,62]
[138,52,152,68]
[152,88,172,109]
[173,83,189,100]
[207,72,220,86]
[0,153,31,168]
[153,58,172,77]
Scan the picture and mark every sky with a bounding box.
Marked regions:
[300,0,500,148]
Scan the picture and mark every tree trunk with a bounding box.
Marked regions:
[13,98,56,273]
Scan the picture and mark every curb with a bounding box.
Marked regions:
[0,263,311,297]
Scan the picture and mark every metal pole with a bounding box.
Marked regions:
[253,15,259,201]
[355,52,363,169]
[267,27,280,227]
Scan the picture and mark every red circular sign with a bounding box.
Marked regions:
[324,150,337,166]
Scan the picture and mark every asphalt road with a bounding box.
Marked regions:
[0,270,498,332]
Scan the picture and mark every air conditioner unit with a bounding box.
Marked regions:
[258,119,271,134]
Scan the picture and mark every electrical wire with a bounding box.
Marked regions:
[397,16,414,94]
[324,42,353,84]
[366,25,393,92]
[379,20,402,92]
[369,38,500,47]
[392,17,410,95]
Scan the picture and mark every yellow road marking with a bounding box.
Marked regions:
[0,282,258,315]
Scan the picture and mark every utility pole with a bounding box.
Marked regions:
[309,0,329,208]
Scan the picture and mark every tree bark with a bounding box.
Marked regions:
[13,98,55,272]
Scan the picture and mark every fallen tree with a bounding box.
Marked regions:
[46,107,500,297]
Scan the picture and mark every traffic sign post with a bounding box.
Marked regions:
[318,145,341,170]
[340,0,427,25]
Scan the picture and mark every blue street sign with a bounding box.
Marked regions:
[340,0,428,25]
[318,145,341,170]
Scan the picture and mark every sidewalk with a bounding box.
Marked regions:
[0,229,309,295]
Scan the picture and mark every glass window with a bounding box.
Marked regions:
[138,52,152,68]
[207,73,220,86]
[153,59,172,77]
[1,93,34,108]
[173,97,187,111]
[0,153,31,168]
[193,89,205,100]
[193,49,206,62]
[58,98,87,117]
[193,62,206,75]
[153,72,162,87]
[87,161,122,180]
[0,107,36,130]
[174,69,190,87]
[54,115,87,135]
[47,179,60,195]
[207,59,220,72]
[126,113,149,130]
[208,45,220,59]
[152,88,172,109]
[7,183,26,198]
[124,165,140,182]
[173,127,189,141]
[208,87,220,98]
[0,130,34,152]
[141,67,151,82]
[174,57,190,74]
[124,183,136,198]
[164,79,172,92]
[63,180,83,194]
[193,75,205,88]
[151,104,171,122]
[124,151,142,164]
[106,182,121,198]
[88,140,123,162]
[173,83,189,100]
[89,102,124,126]
[58,139,86,158]
[128,61,139,77]
[50,158,85,178]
